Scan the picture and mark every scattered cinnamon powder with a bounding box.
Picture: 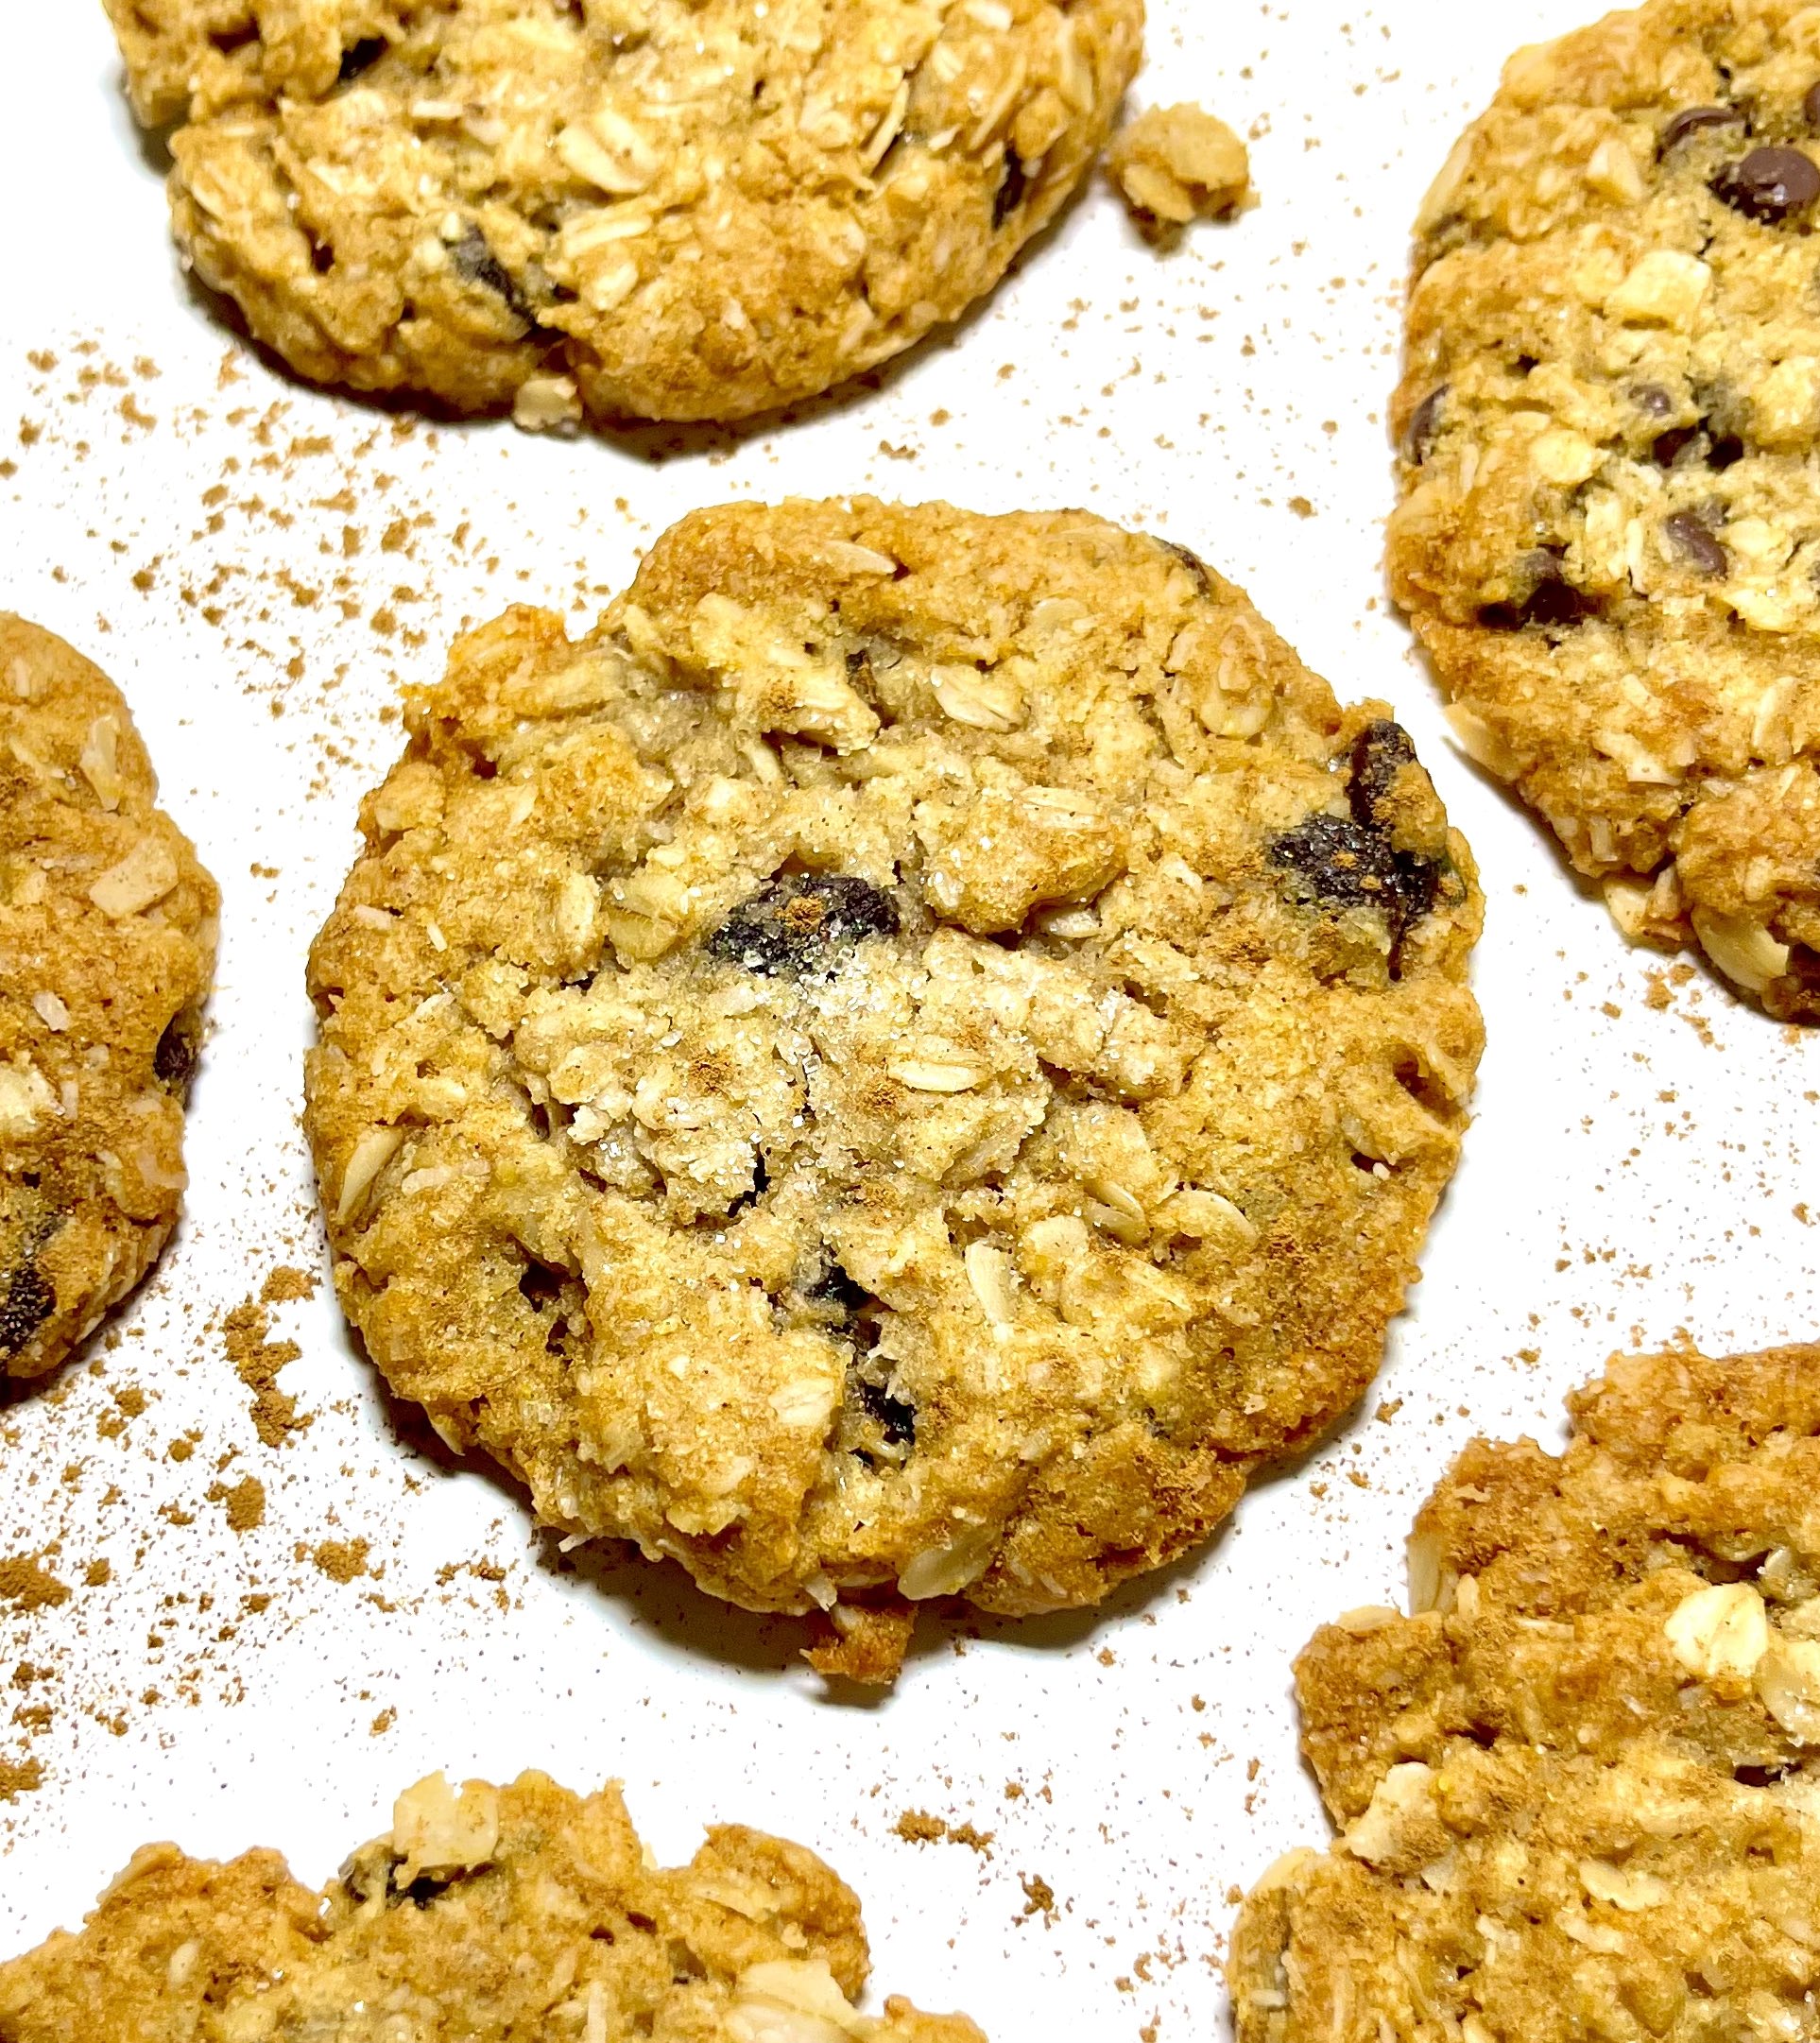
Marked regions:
[0,1760,43,1802]
[221,1301,310,1448]
[207,1476,266,1534]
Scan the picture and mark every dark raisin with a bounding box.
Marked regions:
[728,1154,770,1219]
[852,1373,916,1447]
[707,874,900,977]
[0,1262,55,1362]
[152,1015,197,1088]
[387,1864,456,1908]
[1652,424,1701,466]
[1159,539,1214,596]
[1479,555,1596,630]
[804,1260,869,1317]
[1708,431,1744,469]
[518,1260,565,1310]
[1658,104,1746,156]
[1513,352,1538,375]
[992,146,1028,230]
[1348,719,1421,830]
[1403,384,1448,464]
[1712,146,1820,223]
[1662,509,1728,576]
[337,36,386,81]
[449,226,535,328]
[1807,82,1820,131]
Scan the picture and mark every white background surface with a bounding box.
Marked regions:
[1,3,1816,2036]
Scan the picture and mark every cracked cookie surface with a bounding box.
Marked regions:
[1232,1339,1820,2043]
[1392,0,1820,1019]
[302,497,1483,1682]
[0,1770,982,2040]
[104,0,1141,425]
[0,616,217,1380]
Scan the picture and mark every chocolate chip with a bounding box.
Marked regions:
[1348,719,1422,830]
[1658,104,1745,156]
[1708,431,1744,469]
[0,1262,54,1362]
[1478,554,1597,630]
[1267,815,1439,962]
[1712,146,1820,223]
[1631,383,1674,420]
[707,874,900,977]
[1159,539,1214,597]
[1652,424,1700,466]
[337,36,386,81]
[851,1372,916,1447]
[1807,83,1820,131]
[993,146,1028,230]
[1663,509,1728,575]
[152,1015,197,1088]
[1404,385,1449,464]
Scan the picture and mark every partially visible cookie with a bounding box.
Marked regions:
[1231,1339,1820,2043]
[1392,0,1820,1019]
[0,1769,984,2040]
[103,0,1142,426]
[0,617,217,1380]
[304,496,1484,1682]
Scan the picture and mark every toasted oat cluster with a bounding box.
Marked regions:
[102,0,1141,425]
[0,1770,982,2040]
[1392,0,1820,1019]
[0,616,217,1380]
[1231,1340,1820,2043]
[1107,103,1252,236]
[303,498,1483,1682]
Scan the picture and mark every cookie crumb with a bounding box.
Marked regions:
[1108,104,1254,240]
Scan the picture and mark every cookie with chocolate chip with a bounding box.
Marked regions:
[303,498,1483,1682]
[103,0,1141,425]
[1231,1338,1820,2043]
[1393,0,1820,1019]
[0,617,218,1379]
[0,1769,982,2040]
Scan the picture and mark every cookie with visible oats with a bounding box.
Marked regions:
[103,0,1142,427]
[0,1769,982,2041]
[1392,0,1820,1020]
[1231,1339,1820,2043]
[302,497,1484,1683]
[0,616,217,1380]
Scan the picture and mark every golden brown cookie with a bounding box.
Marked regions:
[1392,0,1820,1019]
[1231,1339,1820,2043]
[0,1770,983,2040]
[303,497,1484,1683]
[104,0,1142,426]
[0,616,218,1379]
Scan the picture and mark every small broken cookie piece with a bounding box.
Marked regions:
[1108,103,1255,238]
[0,1771,985,2041]
[304,497,1483,1685]
[1231,1339,1820,2043]
[0,616,217,1378]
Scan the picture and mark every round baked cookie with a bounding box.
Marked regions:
[103,0,1142,426]
[1232,1339,1820,2043]
[1391,0,1820,1021]
[0,1769,983,2040]
[303,498,1484,1682]
[0,616,218,1381]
